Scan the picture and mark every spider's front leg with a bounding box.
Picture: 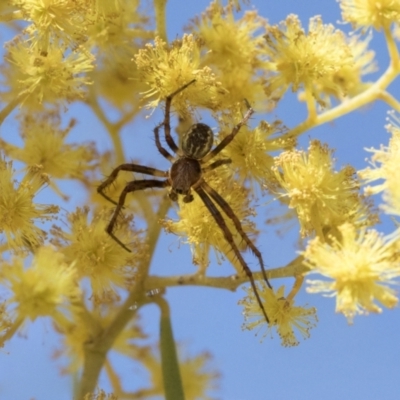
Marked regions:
[97,163,167,205]
[106,179,169,252]
[163,79,196,154]
[201,101,254,163]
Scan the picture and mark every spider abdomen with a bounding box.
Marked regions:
[169,157,201,200]
[181,123,214,159]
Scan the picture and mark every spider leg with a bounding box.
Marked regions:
[106,179,169,252]
[98,164,168,205]
[163,80,196,154]
[201,158,232,173]
[201,103,254,163]
[194,186,269,323]
[154,123,174,161]
[201,181,272,289]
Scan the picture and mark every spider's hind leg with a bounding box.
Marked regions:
[194,186,270,324]
[201,181,272,289]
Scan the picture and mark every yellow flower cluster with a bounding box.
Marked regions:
[304,223,400,323]
[86,0,150,107]
[190,1,269,108]
[0,246,80,326]
[135,34,221,115]
[359,112,400,215]
[0,159,59,252]
[264,15,375,110]
[240,283,318,346]
[0,112,98,199]
[10,0,88,44]
[272,140,375,239]
[3,37,94,108]
[219,116,294,185]
[51,207,147,304]
[339,0,400,31]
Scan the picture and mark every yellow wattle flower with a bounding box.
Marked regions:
[304,223,400,323]
[264,15,375,108]
[339,0,400,31]
[0,159,59,252]
[3,37,94,108]
[1,246,80,326]
[135,34,222,115]
[51,207,147,304]
[240,283,318,346]
[272,140,374,239]
[359,112,400,216]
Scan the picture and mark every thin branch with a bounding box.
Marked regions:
[144,256,308,292]
[280,43,400,142]
[0,94,27,127]
[377,90,400,113]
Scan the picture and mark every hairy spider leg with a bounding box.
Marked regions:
[105,179,169,252]
[195,186,269,323]
[97,164,167,205]
[202,181,272,289]
[201,105,255,164]
[153,122,174,161]
[163,79,197,154]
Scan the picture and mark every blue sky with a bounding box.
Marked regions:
[1,1,400,399]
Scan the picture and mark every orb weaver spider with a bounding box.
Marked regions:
[97,80,272,323]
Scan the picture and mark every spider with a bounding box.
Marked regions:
[97,80,272,323]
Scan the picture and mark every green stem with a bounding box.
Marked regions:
[78,346,108,400]
[155,296,185,400]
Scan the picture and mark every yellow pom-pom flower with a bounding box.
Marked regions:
[264,15,375,109]
[304,223,400,323]
[190,2,269,107]
[339,0,400,31]
[135,34,222,115]
[0,159,59,252]
[51,207,147,304]
[272,140,374,238]
[359,112,400,215]
[3,38,94,108]
[240,283,318,347]
[1,246,80,327]
[10,0,88,44]
[0,112,97,199]
[219,116,294,185]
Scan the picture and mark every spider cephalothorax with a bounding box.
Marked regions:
[97,80,272,323]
